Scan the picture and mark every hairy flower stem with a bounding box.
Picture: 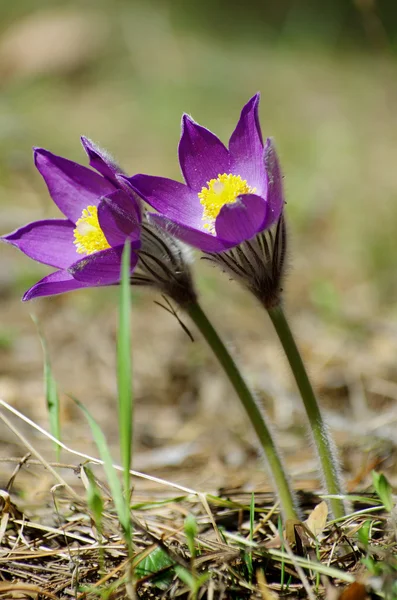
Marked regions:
[267,305,345,519]
[186,301,298,522]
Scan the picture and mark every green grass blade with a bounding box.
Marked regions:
[73,397,130,539]
[249,493,255,540]
[118,241,133,500]
[278,515,285,591]
[174,566,196,590]
[247,492,254,581]
[184,513,198,561]
[131,496,187,510]
[372,471,394,512]
[83,466,105,571]
[45,364,60,460]
[84,466,104,536]
[32,316,60,461]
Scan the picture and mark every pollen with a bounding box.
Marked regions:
[73,205,110,255]
[198,173,256,232]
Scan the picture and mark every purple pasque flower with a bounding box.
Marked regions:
[126,94,284,253]
[2,138,141,300]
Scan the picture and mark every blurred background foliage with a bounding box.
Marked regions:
[1,0,397,487]
[2,0,397,47]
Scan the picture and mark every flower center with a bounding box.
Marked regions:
[198,173,256,232]
[73,205,110,255]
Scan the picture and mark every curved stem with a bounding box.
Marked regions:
[186,301,298,522]
[267,305,345,519]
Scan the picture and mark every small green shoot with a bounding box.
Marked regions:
[278,516,285,591]
[357,519,372,548]
[361,555,378,575]
[83,465,105,570]
[314,539,321,593]
[118,241,133,503]
[78,580,123,599]
[177,515,209,600]
[361,552,397,598]
[372,471,394,512]
[244,492,255,582]
[184,513,198,562]
[32,316,61,461]
[175,566,209,600]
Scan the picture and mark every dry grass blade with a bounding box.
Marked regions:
[0,407,78,500]
[0,410,393,598]
[0,398,196,495]
[0,452,392,598]
[0,582,59,599]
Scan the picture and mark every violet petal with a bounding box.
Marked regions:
[263,138,284,226]
[229,94,266,194]
[148,213,231,253]
[178,114,230,191]
[98,190,142,247]
[23,269,91,301]
[80,136,121,184]
[215,193,267,244]
[69,246,138,284]
[128,174,203,227]
[115,173,145,202]
[3,219,77,269]
[34,148,116,223]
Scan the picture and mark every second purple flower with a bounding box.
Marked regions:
[126,94,284,253]
[2,138,141,300]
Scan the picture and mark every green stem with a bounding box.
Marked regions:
[186,301,298,522]
[267,305,345,519]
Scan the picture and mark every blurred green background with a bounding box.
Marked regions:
[1,0,397,491]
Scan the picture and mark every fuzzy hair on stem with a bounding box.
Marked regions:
[267,305,347,519]
[186,301,300,522]
[307,417,351,515]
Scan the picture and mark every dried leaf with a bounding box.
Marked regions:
[264,532,282,549]
[305,500,328,537]
[264,518,313,549]
[285,518,302,544]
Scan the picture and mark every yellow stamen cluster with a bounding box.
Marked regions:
[198,173,255,232]
[73,205,110,255]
